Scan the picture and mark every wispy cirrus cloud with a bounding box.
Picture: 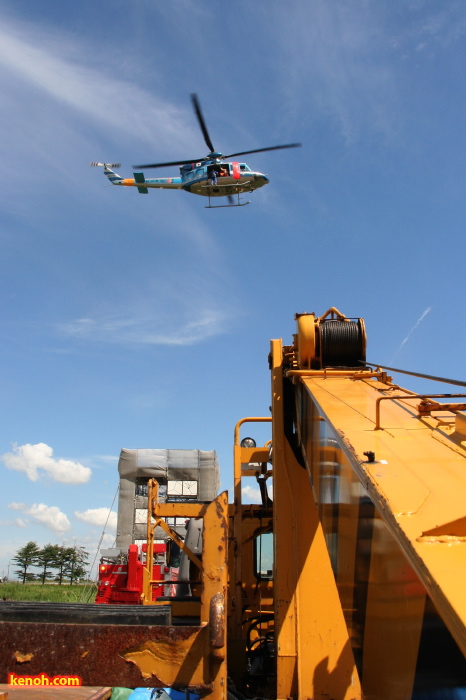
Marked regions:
[270,2,466,146]
[0,10,203,213]
[60,307,227,346]
[0,14,196,152]
[58,273,232,346]
[268,3,401,144]
[392,307,432,361]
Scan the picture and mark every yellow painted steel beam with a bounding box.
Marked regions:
[153,518,202,571]
[155,503,209,517]
[271,339,362,700]
[299,373,466,657]
[137,493,228,698]
[232,418,271,638]
[201,492,229,700]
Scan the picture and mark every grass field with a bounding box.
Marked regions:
[0,582,97,603]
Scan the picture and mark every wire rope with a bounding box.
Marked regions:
[321,320,365,367]
[78,485,119,603]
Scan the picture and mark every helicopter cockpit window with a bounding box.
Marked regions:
[240,164,251,172]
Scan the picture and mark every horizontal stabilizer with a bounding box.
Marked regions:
[134,172,146,184]
[137,186,149,194]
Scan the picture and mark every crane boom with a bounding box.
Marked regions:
[1,307,465,699]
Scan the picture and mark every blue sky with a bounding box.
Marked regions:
[1,0,465,579]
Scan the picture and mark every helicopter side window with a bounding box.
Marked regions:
[208,164,229,180]
[207,165,229,178]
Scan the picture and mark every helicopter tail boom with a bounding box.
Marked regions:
[104,168,124,185]
[90,163,124,186]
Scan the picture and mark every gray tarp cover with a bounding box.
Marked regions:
[115,448,220,551]
[118,448,220,498]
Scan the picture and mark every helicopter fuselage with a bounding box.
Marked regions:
[93,93,299,207]
[112,160,269,198]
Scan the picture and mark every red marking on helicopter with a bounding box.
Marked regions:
[232,163,241,180]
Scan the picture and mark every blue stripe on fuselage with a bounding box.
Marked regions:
[144,178,183,185]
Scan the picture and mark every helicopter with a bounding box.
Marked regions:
[91,94,301,208]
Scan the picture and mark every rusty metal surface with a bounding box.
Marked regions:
[0,621,206,688]
[208,593,225,649]
[121,626,212,689]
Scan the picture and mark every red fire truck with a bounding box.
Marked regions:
[95,542,168,604]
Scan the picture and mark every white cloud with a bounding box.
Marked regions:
[8,502,70,535]
[61,307,227,347]
[0,17,195,152]
[241,481,273,505]
[0,12,206,217]
[101,532,117,548]
[0,511,28,528]
[58,274,232,347]
[8,502,26,511]
[241,485,262,503]
[74,508,117,531]
[2,443,92,484]
[0,13,237,347]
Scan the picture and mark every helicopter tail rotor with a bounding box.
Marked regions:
[90,162,121,169]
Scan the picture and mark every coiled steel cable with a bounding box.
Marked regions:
[320,320,365,368]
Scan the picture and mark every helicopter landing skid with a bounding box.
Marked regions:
[205,192,250,209]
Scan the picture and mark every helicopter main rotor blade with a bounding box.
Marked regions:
[191,93,215,154]
[224,143,302,159]
[132,158,206,169]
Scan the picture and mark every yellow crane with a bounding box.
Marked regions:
[1,307,466,700]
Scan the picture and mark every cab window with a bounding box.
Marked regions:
[254,532,273,580]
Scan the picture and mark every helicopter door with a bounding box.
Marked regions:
[232,162,241,179]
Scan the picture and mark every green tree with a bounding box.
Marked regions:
[53,546,89,584]
[12,541,40,583]
[54,546,71,585]
[66,546,89,585]
[37,544,61,585]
